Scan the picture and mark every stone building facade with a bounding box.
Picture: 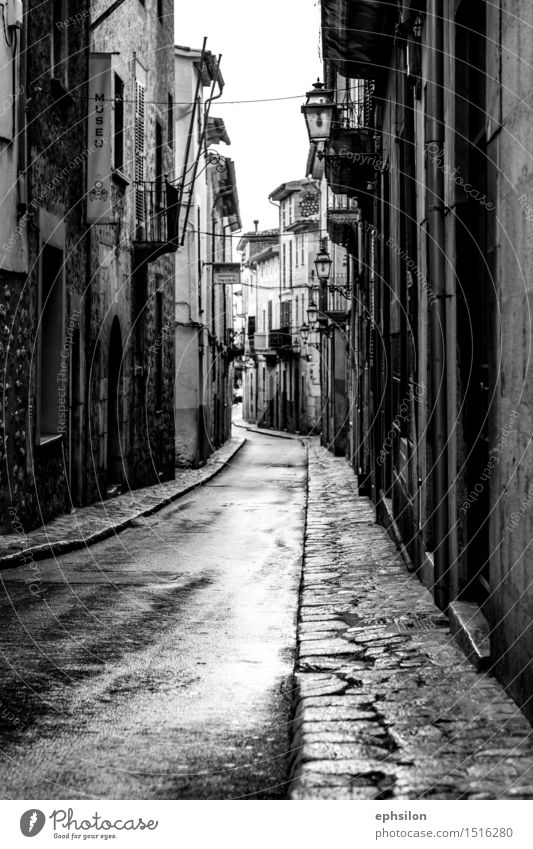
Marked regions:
[313,0,533,720]
[0,0,176,533]
[0,0,90,532]
[88,0,176,499]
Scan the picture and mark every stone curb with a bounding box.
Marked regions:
[0,437,246,570]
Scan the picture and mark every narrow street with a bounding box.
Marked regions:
[0,430,307,800]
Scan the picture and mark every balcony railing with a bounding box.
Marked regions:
[133,180,180,267]
[328,190,359,213]
[269,327,295,356]
[336,79,375,130]
[327,191,359,248]
[326,275,351,313]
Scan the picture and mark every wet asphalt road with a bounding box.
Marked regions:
[0,428,307,799]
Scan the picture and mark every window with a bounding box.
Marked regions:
[51,0,68,86]
[280,300,292,329]
[38,244,64,441]
[157,0,164,22]
[289,241,293,287]
[155,289,163,411]
[155,120,164,207]
[267,300,272,331]
[295,235,299,268]
[114,74,124,172]
[282,202,286,229]
[282,242,286,288]
[168,93,174,151]
[301,235,305,265]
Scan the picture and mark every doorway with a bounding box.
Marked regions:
[455,0,491,603]
[107,317,124,486]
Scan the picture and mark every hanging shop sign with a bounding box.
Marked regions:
[212,263,241,287]
[87,53,113,224]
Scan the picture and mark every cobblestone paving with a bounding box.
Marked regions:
[0,438,245,568]
[289,443,533,800]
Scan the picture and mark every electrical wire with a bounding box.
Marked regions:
[53,90,329,108]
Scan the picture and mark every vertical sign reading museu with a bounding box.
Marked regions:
[87,53,113,223]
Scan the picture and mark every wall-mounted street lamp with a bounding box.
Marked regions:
[292,340,301,356]
[307,300,319,329]
[314,248,332,282]
[314,247,352,300]
[301,80,335,148]
[300,323,310,343]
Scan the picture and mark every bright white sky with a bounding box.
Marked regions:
[174,0,323,233]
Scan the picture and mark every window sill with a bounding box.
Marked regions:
[37,433,64,447]
[112,169,130,189]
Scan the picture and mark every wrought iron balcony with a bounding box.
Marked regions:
[321,0,396,80]
[325,126,378,201]
[269,327,299,358]
[325,275,351,314]
[133,180,180,268]
[327,191,359,248]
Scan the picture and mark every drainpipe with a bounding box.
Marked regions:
[427,0,449,610]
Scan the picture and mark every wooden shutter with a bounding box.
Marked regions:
[135,80,146,221]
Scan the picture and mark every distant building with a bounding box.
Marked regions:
[238,227,280,426]
[238,178,323,435]
[269,180,322,434]
[174,45,241,466]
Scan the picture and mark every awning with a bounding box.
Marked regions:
[218,159,242,230]
[207,117,231,146]
[321,0,396,79]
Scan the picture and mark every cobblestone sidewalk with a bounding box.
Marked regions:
[290,441,533,800]
[0,437,245,569]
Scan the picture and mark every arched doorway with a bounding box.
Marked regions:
[107,317,124,486]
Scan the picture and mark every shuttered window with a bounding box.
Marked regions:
[168,93,173,150]
[135,80,146,222]
[280,300,292,329]
[289,241,293,286]
[114,74,124,171]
